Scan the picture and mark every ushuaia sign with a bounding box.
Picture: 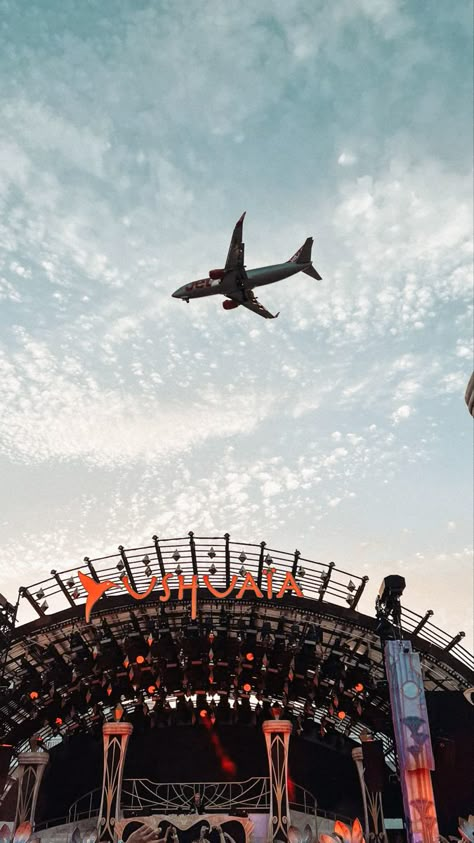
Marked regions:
[78,569,304,622]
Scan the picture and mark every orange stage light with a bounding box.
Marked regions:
[337,710,346,720]
[354,682,364,693]
[243,683,251,692]
[55,717,63,726]
[136,654,145,664]
[200,709,208,718]
[29,691,39,701]
[245,652,254,661]
[147,685,156,694]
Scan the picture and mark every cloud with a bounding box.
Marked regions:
[0,334,278,466]
[391,405,412,424]
[338,151,357,166]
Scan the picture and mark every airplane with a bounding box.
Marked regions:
[171,213,322,319]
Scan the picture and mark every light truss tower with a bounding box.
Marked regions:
[385,640,439,842]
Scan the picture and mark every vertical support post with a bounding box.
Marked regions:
[224,533,231,588]
[118,545,137,592]
[351,747,370,838]
[262,719,292,843]
[257,541,266,590]
[351,575,369,611]
[318,561,335,601]
[351,746,388,842]
[51,569,76,607]
[291,549,300,578]
[152,536,166,579]
[97,722,133,842]
[385,640,439,843]
[14,751,49,830]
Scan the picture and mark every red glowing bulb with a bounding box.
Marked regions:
[29,691,39,701]
[337,710,346,720]
[136,655,145,664]
[354,682,364,693]
[243,683,251,693]
[245,652,254,662]
[200,709,208,718]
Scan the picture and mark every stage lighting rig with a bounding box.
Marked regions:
[375,575,406,635]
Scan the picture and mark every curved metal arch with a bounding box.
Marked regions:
[1,535,472,774]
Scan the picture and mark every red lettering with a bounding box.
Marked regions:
[202,575,238,598]
[262,567,275,599]
[159,573,173,603]
[122,576,157,600]
[276,573,303,599]
[78,571,115,623]
[178,574,198,619]
[236,573,263,600]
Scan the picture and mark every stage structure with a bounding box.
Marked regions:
[0,533,472,840]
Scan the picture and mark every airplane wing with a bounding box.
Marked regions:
[226,289,279,319]
[224,212,246,272]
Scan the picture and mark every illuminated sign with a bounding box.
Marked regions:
[78,569,303,622]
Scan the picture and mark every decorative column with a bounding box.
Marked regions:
[97,721,133,842]
[14,751,49,830]
[262,717,292,843]
[351,746,388,842]
[385,640,439,843]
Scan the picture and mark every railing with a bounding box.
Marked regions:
[67,776,320,823]
[13,532,472,670]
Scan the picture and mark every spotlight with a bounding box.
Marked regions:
[354,682,364,693]
[29,690,39,701]
[136,655,145,665]
[147,685,156,695]
[200,709,208,718]
[245,652,254,662]
[337,710,346,720]
[243,683,251,693]
[376,575,406,625]
[114,703,124,722]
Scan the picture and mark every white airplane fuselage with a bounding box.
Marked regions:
[172,261,309,301]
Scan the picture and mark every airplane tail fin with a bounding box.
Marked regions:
[289,237,322,279]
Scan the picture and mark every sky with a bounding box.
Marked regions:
[0,0,472,644]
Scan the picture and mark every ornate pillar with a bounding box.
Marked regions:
[14,751,49,830]
[351,747,370,838]
[352,746,388,842]
[97,721,133,842]
[262,718,292,843]
[385,640,439,843]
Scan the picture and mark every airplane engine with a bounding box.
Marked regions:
[222,299,240,310]
[209,268,225,280]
